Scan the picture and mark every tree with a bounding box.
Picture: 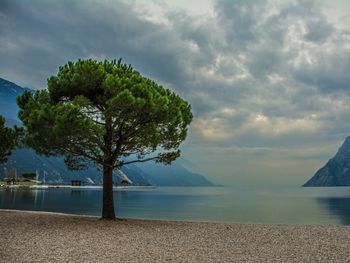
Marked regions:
[17,59,193,219]
[21,172,37,180]
[0,115,19,164]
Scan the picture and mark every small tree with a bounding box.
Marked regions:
[17,59,193,219]
[21,172,36,180]
[0,115,19,164]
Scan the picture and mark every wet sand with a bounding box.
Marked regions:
[1,210,349,262]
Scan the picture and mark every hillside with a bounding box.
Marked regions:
[0,77,214,186]
[303,137,350,186]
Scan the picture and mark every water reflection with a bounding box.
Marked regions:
[0,187,350,225]
[1,188,37,207]
[71,189,83,197]
[317,197,350,225]
[115,188,200,220]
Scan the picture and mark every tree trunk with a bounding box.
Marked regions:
[102,164,115,219]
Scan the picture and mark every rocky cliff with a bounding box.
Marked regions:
[303,137,350,186]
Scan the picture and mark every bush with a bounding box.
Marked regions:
[21,172,36,179]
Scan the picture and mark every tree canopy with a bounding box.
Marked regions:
[17,59,193,218]
[0,115,19,164]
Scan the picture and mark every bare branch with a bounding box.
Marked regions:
[60,146,104,166]
[91,119,105,125]
[121,156,159,166]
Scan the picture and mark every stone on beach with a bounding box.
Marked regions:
[1,210,350,262]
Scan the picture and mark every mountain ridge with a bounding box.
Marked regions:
[303,137,350,187]
[0,77,214,186]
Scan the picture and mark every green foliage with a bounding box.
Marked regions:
[17,59,193,170]
[0,115,20,164]
[21,173,36,179]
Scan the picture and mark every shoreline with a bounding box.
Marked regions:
[1,208,349,226]
[0,184,157,190]
[1,210,350,262]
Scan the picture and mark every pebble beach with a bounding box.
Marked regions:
[1,210,349,262]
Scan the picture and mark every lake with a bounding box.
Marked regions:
[1,186,350,225]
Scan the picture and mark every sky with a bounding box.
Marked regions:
[1,0,350,187]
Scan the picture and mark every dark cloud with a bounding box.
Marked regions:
[215,0,267,49]
[0,0,192,88]
[304,18,334,42]
[292,49,350,93]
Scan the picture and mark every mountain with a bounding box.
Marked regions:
[0,77,213,186]
[303,137,350,186]
[0,148,152,186]
[0,78,31,120]
[138,161,214,186]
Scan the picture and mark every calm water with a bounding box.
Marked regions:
[1,186,350,225]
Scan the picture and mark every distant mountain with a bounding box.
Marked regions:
[0,78,32,120]
[303,137,350,186]
[138,161,214,186]
[0,148,152,186]
[0,77,213,186]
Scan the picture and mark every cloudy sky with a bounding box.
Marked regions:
[1,0,350,187]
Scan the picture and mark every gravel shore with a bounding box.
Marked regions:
[1,210,349,262]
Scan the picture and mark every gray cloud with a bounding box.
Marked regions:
[1,0,350,185]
